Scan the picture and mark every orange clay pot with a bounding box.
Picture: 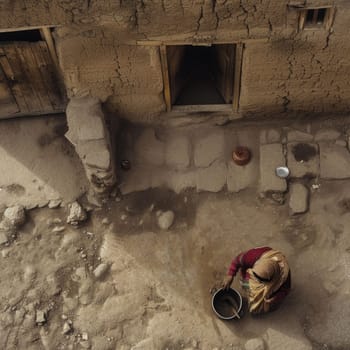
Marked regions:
[232,146,251,166]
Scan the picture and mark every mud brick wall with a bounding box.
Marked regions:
[1,0,350,123]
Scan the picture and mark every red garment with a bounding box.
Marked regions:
[228,247,291,307]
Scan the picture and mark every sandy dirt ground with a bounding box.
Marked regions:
[0,115,88,209]
[1,181,350,350]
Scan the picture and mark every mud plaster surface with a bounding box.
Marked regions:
[1,183,350,349]
[2,1,350,122]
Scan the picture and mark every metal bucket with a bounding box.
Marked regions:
[211,288,243,320]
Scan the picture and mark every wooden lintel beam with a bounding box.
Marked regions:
[232,43,244,113]
[159,45,172,112]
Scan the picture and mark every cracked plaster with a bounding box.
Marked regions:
[1,1,350,123]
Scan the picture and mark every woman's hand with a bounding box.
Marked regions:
[222,275,234,290]
[264,296,275,304]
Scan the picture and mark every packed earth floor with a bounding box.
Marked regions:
[1,116,350,350]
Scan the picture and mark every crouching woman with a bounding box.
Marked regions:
[223,246,291,314]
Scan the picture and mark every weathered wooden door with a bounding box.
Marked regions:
[212,44,235,103]
[0,41,64,119]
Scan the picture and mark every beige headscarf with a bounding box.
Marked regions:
[247,249,290,314]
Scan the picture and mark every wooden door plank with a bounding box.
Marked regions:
[36,42,64,110]
[4,45,40,112]
[30,42,56,110]
[30,43,55,110]
[0,65,19,117]
[1,45,32,113]
[0,53,27,112]
[21,43,52,110]
[16,43,44,111]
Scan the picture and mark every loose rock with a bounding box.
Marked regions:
[24,265,37,282]
[67,201,87,225]
[52,226,65,233]
[3,205,26,227]
[48,199,62,209]
[271,192,285,205]
[191,340,199,348]
[102,217,110,225]
[63,321,73,334]
[245,338,265,350]
[93,263,109,280]
[157,210,175,230]
[36,310,46,325]
[0,231,8,245]
[79,340,91,349]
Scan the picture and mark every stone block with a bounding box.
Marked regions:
[320,143,350,179]
[65,97,116,195]
[264,328,312,350]
[260,129,280,144]
[119,166,152,194]
[227,160,256,192]
[77,120,105,141]
[134,129,165,166]
[196,161,227,192]
[335,139,347,147]
[194,131,225,167]
[165,135,190,169]
[287,130,313,142]
[85,149,111,170]
[66,96,106,142]
[315,129,341,141]
[287,143,319,178]
[259,144,287,193]
[289,183,309,215]
[166,171,196,193]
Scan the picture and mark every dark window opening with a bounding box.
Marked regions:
[306,9,315,23]
[0,29,42,42]
[166,44,235,106]
[305,8,327,26]
[317,8,326,24]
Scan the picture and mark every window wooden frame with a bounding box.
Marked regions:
[299,6,335,31]
[159,43,244,113]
